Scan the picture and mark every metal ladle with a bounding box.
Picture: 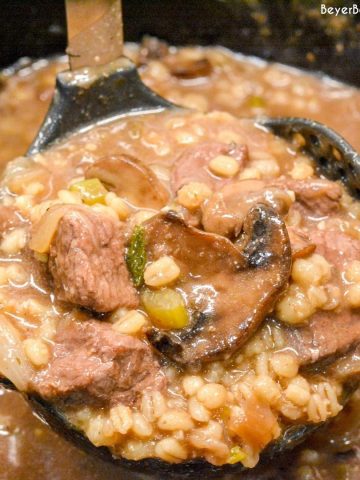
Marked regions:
[28,0,173,155]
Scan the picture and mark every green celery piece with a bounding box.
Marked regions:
[70,178,108,205]
[126,225,147,287]
[228,446,246,465]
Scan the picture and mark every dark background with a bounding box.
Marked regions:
[0,0,359,85]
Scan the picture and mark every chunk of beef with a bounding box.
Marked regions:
[284,310,360,366]
[201,177,342,239]
[171,142,248,193]
[201,177,342,260]
[307,226,360,270]
[32,320,166,407]
[277,177,342,215]
[49,207,138,313]
[202,180,293,238]
[284,228,360,365]
[145,207,291,364]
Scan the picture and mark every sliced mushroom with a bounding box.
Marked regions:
[164,56,212,79]
[143,206,291,364]
[85,154,169,209]
[202,179,293,238]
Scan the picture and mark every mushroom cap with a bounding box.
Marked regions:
[144,206,291,364]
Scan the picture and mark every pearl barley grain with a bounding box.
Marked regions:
[176,182,212,210]
[105,192,131,220]
[189,397,211,422]
[182,375,204,396]
[253,375,281,405]
[345,261,360,283]
[0,228,27,254]
[196,383,227,409]
[155,438,187,463]
[285,379,310,407]
[270,352,299,378]
[110,404,133,434]
[209,155,239,178]
[346,284,360,308]
[144,256,180,287]
[131,412,153,438]
[158,409,194,431]
[23,338,49,367]
[113,310,147,334]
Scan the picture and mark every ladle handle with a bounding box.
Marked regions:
[65,0,123,70]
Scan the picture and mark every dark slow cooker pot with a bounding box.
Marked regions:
[0,1,359,479]
[1,0,360,86]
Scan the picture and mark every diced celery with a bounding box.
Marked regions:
[248,95,266,108]
[227,446,246,465]
[141,288,189,329]
[220,405,231,421]
[70,178,107,205]
[334,463,350,480]
[126,226,146,287]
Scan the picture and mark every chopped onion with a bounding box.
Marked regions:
[29,204,76,254]
[0,315,33,391]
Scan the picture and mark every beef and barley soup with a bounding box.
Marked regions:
[0,42,359,478]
